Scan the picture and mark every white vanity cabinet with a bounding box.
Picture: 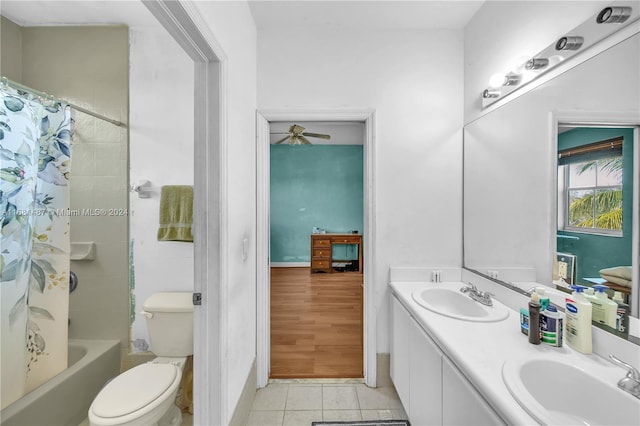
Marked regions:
[391,294,504,426]
[442,357,505,425]
[409,316,443,425]
[390,296,411,408]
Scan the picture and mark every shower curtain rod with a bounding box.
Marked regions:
[1,76,126,128]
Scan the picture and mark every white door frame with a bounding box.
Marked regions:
[256,109,377,388]
[143,1,228,424]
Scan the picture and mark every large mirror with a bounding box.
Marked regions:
[463,30,639,339]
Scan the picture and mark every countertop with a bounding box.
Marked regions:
[389,280,633,425]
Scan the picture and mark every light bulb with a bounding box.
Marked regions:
[488,73,505,88]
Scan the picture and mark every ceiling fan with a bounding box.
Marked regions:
[271,124,331,145]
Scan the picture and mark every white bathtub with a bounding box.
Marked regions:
[1,339,120,426]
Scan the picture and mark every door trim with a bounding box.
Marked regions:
[142,1,227,424]
[256,108,377,387]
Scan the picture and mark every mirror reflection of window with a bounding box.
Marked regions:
[556,128,634,308]
[559,140,624,235]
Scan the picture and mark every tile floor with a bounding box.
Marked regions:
[247,382,408,426]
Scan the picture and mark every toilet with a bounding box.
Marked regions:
[89,292,193,426]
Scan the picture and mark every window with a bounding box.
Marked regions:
[558,138,623,236]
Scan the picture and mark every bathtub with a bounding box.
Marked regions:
[1,339,120,426]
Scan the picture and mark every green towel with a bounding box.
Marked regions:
[157,185,193,242]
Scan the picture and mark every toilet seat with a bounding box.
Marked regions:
[89,363,181,425]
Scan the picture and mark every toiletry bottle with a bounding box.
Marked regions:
[534,287,550,311]
[564,285,592,354]
[519,308,530,336]
[528,292,541,345]
[592,285,618,329]
[540,305,563,347]
[583,286,604,324]
[612,291,630,337]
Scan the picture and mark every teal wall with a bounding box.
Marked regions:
[270,145,363,263]
[557,127,634,282]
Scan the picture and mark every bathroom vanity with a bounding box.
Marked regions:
[389,272,640,425]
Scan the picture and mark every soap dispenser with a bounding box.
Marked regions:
[565,285,592,354]
[592,284,618,328]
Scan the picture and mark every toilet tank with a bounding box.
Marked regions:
[142,292,194,356]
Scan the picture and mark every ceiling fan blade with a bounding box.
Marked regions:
[270,132,290,135]
[274,136,289,144]
[299,135,312,144]
[302,132,331,140]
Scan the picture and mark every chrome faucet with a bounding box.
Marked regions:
[609,354,640,399]
[460,283,494,306]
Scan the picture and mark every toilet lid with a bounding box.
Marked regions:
[92,363,178,418]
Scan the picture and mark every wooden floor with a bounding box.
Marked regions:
[270,267,363,379]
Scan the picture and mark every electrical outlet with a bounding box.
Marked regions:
[558,261,568,279]
[431,270,441,283]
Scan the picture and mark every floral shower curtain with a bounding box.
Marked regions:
[1,87,72,408]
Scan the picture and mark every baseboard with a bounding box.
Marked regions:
[229,358,257,426]
[270,262,310,267]
[376,353,393,387]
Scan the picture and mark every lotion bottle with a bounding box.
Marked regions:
[565,285,592,354]
[592,284,618,328]
[583,287,604,324]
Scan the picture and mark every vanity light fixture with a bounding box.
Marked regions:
[597,6,632,24]
[482,89,500,99]
[525,57,549,70]
[555,36,584,51]
[502,73,521,86]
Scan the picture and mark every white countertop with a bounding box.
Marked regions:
[389,280,632,425]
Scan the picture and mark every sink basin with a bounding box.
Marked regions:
[411,287,509,322]
[503,358,640,425]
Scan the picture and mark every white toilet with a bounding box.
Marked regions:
[89,292,193,426]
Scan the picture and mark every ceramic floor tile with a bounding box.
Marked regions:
[323,386,360,410]
[251,383,289,411]
[247,410,285,426]
[360,408,408,421]
[360,409,392,420]
[322,410,362,422]
[285,385,323,410]
[282,410,323,426]
[355,385,404,410]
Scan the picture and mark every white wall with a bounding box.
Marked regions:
[258,28,464,353]
[192,2,258,422]
[464,0,611,123]
[128,25,195,351]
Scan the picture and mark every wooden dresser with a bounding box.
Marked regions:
[310,233,363,274]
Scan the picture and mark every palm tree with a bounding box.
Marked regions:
[568,157,623,230]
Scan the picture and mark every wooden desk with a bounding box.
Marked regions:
[311,233,363,274]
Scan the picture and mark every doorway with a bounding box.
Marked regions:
[256,110,377,387]
[269,121,364,378]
